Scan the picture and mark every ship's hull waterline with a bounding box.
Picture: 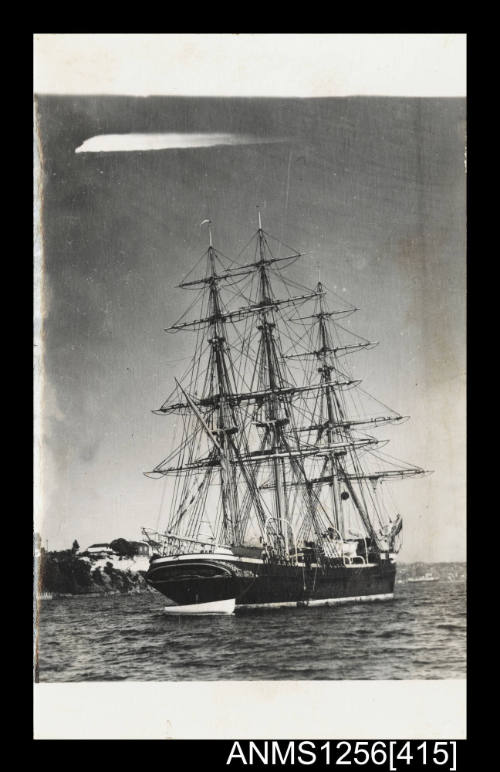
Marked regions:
[145,552,396,615]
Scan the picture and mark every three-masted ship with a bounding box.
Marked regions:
[143,215,428,613]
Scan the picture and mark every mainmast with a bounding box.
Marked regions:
[247,214,342,555]
[255,212,291,552]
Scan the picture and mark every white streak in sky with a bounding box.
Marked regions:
[75,133,285,153]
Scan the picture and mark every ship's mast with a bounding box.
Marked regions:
[248,215,343,554]
[206,230,240,544]
[255,213,290,552]
[297,281,424,549]
[309,284,381,546]
[316,282,343,536]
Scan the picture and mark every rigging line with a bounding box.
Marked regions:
[217,269,255,305]
[187,287,211,395]
[324,285,357,312]
[350,452,384,532]
[269,256,302,274]
[234,227,302,271]
[358,463,385,530]
[329,319,372,345]
[171,319,205,404]
[155,470,169,532]
[269,262,322,349]
[239,432,272,539]
[237,272,260,374]
[261,302,317,425]
[211,255,258,295]
[154,426,200,470]
[275,401,334,534]
[273,322,321,375]
[338,455,374,540]
[188,464,212,538]
[229,337,256,397]
[271,315,311,351]
[277,316,319,383]
[169,285,205,327]
[270,260,319,295]
[212,244,251,266]
[227,329,257,401]
[178,439,198,504]
[170,473,209,531]
[177,246,210,284]
[383,480,400,519]
[366,447,424,470]
[237,334,257,402]
[217,284,260,351]
[230,314,260,365]
[281,324,315,357]
[304,280,358,320]
[236,231,261,261]
[354,386,401,417]
[348,383,368,423]
[159,341,210,407]
[368,448,415,466]
[261,229,303,259]
[227,323,257,380]
[198,474,215,540]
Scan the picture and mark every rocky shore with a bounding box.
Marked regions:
[36,550,156,596]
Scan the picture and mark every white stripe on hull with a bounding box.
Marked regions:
[150,554,380,569]
[151,553,264,566]
[163,597,236,615]
[237,593,393,610]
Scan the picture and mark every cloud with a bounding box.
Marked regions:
[75,133,285,153]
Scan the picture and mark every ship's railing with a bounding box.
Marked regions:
[343,555,367,565]
[142,527,372,565]
[315,532,371,566]
[141,528,224,557]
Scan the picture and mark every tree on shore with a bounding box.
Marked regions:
[72,540,80,554]
[110,538,135,557]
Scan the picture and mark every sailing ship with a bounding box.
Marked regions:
[142,214,429,614]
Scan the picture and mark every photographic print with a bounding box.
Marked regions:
[33,33,466,738]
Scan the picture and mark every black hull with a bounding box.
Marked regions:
[145,554,396,611]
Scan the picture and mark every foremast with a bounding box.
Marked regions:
[205,224,239,545]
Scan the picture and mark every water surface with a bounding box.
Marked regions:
[36,580,466,681]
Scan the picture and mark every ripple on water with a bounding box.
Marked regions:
[37,583,466,681]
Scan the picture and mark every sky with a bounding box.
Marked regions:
[34,94,466,561]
